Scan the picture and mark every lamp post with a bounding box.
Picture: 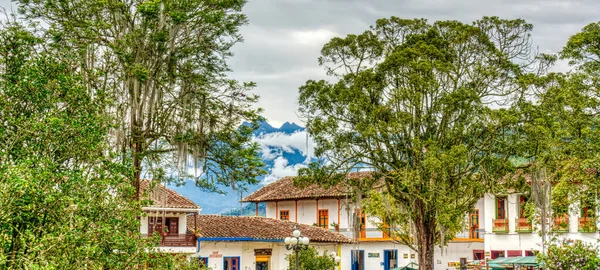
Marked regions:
[285,224,310,270]
[329,251,341,270]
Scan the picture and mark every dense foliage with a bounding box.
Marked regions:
[0,21,178,269]
[16,0,266,196]
[297,16,540,269]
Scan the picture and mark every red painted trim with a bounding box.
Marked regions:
[337,199,341,232]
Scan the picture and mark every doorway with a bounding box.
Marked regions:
[223,257,240,270]
[256,262,268,270]
[384,250,398,270]
[351,250,364,270]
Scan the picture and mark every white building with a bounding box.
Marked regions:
[189,215,352,270]
[242,172,484,270]
[482,191,599,259]
[139,179,201,253]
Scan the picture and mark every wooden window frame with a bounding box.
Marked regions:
[280,210,290,221]
[496,197,507,219]
[318,209,329,229]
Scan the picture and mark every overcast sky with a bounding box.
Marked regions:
[2,0,597,128]
[228,0,598,127]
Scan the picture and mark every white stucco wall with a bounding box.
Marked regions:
[265,198,387,232]
[195,241,337,270]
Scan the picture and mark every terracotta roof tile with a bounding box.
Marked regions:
[140,179,199,209]
[242,171,373,202]
[187,215,352,243]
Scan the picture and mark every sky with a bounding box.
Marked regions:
[226,0,598,127]
[1,0,597,128]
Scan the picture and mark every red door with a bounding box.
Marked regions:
[168,218,178,235]
[148,217,163,235]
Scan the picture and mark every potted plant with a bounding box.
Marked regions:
[330,222,340,231]
[194,229,201,238]
[161,226,168,237]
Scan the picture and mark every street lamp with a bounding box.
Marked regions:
[285,224,310,270]
[329,251,341,270]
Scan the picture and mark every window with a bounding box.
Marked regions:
[519,195,529,218]
[318,209,328,229]
[581,196,596,218]
[469,209,480,238]
[280,210,289,221]
[496,197,507,219]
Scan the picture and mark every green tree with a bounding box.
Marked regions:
[507,21,600,251]
[538,240,600,270]
[297,17,539,270]
[15,0,266,198]
[286,247,337,270]
[0,21,171,269]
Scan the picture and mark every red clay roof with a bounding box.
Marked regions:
[241,171,373,202]
[187,215,352,243]
[140,179,199,209]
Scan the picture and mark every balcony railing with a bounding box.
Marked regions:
[578,217,597,233]
[515,218,532,233]
[452,230,484,242]
[143,234,196,247]
[492,219,509,233]
[552,216,569,232]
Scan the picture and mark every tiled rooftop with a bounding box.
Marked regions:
[187,215,353,243]
[140,179,199,209]
[241,171,373,202]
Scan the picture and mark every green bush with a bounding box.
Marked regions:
[286,246,337,270]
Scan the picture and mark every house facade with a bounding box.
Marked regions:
[189,215,352,270]
[242,172,484,270]
[140,179,201,253]
[483,191,600,259]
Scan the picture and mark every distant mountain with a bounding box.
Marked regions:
[169,120,309,214]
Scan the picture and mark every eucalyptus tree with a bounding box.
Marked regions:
[16,0,265,198]
[297,17,539,269]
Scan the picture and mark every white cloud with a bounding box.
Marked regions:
[253,131,314,160]
[263,156,307,184]
[290,29,337,46]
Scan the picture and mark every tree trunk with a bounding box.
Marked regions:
[415,201,435,270]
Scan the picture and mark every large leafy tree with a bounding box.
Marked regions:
[16,0,265,198]
[0,22,173,269]
[297,17,538,269]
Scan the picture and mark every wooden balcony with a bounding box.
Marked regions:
[515,218,532,233]
[578,217,597,233]
[492,219,508,233]
[143,234,196,247]
[551,216,569,232]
